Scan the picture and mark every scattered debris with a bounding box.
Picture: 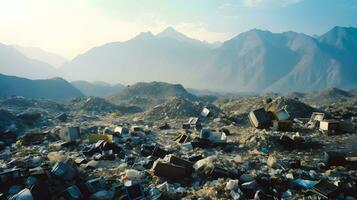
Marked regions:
[0,93,357,199]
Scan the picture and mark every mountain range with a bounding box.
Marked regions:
[1,26,356,93]
[0,43,58,79]
[0,74,83,100]
[13,45,68,68]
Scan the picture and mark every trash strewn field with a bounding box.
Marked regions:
[0,95,356,200]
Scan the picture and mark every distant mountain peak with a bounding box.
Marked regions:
[319,26,357,50]
[133,31,155,40]
[157,26,191,41]
[161,26,178,33]
[158,26,182,36]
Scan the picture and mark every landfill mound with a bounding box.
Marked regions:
[143,97,223,120]
[324,98,357,119]
[270,96,319,118]
[70,97,142,114]
[304,87,354,106]
[107,81,197,109]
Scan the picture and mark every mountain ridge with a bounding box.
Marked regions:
[0,73,84,100]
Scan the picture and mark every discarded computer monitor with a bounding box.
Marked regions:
[51,160,77,181]
[310,112,325,122]
[168,155,193,175]
[306,112,325,128]
[152,161,187,180]
[248,108,271,129]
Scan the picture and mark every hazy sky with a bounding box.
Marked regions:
[1,0,357,59]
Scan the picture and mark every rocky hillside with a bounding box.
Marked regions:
[71,81,124,97]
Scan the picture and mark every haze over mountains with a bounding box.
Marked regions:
[1,26,356,93]
[13,45,68,68]
[0,43,58,79]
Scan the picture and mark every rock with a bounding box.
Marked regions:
[47,152,65,164]
[225,179,239,191]
[233,155,242,163]
[267,156,278,168]
[124,169,143,180]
